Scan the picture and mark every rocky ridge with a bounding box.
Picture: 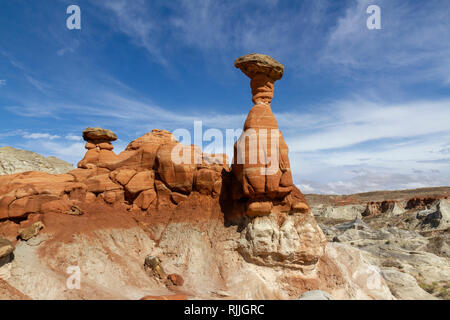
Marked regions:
[0,147,73,176]
[307,189,450,300]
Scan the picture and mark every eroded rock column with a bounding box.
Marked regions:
[231,54,326,271]
[232,54,305,216]
[78,127,119,169]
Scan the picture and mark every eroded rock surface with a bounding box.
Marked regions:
[308,189,450,300]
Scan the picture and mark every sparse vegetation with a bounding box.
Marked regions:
[418,281,450,300]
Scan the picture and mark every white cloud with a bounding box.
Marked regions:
[95,0,329,72]
[17,140,85,166]
[65,135,82,141]
[285,98,450,153]
[23,133,60,140]
[297,184,315,193]
[98,0,167,65]
[25,75,50,93]
[321,0,450,85]
[38,141,85,165]
[57,40,80,56]
[298,168,449,195]
[6,89,246,132]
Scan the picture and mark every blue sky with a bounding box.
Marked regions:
[0,0,449,194]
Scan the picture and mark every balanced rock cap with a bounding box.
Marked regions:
[234,53,284,81]
[82,127,117,142]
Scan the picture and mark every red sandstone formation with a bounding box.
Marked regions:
[0,128,229,222]
[78,127,120,169]
[231,53,310,218]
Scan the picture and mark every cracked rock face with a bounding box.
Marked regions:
[238,213,327,270]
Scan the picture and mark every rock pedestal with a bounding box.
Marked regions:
[231,53,309,217]
[230,54,326,270]
[78,127,119,169]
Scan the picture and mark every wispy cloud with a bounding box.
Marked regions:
[298,168,449,195]
[57,39,80,56]
[25,75,51,93]
[5,89,246,132]
[23,133,60,140]
[96,0,330,73]
[321,0,450,85]
[65,134,82,141]
[97,0,168,65]
[284,98,450,152]
[0,80,6,87]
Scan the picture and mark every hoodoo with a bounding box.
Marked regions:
[231,54,312,218]
[231,54,327,270]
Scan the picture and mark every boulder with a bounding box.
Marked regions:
[156,143,199,193]
[247,201,273,217]
[234,53,284,82]
[0,236,14,259]
[18,221,44,241]
[134,189,157,210]
[144,255,166,279]
[125,171,155,195]
[82,127,117,143]
[167,274,184,286]
[238,213,327,270]
[109,169,136,186]
[298,290,334,300]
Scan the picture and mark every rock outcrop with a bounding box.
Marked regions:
[0,54,398,300]
[0,236,14,259]
[231,54,304,214]
[309,190,450,300]
[229,54,326,270]
[0,147,73,176]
